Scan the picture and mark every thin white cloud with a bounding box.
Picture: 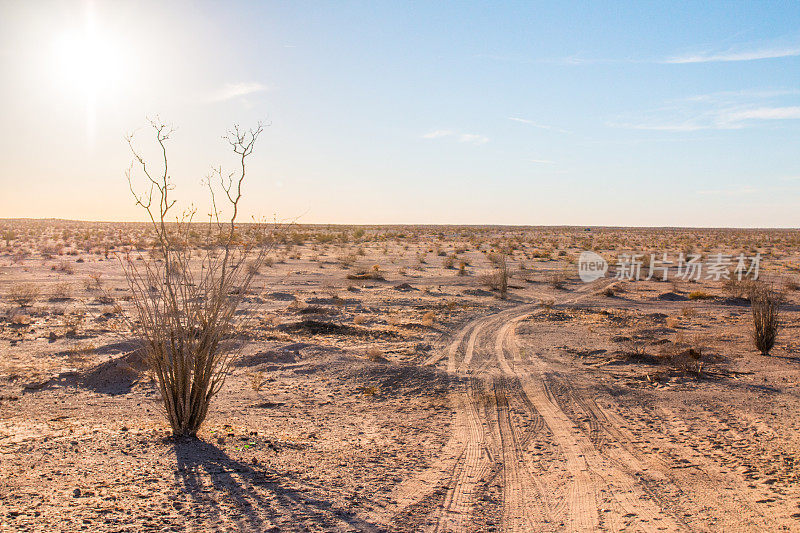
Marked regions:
[613,101,800,132]
[422,129,455,139]
[612,121,718,132]
[665,46,800,64]
[723,106,800,121]
[458,133,489,145]
[507,117,570,133]
[526,158,555,164]
[422,130,488,144]
[209,82,268,102]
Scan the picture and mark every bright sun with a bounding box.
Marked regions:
[53,19,124,100]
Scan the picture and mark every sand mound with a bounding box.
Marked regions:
[80,347,149,395]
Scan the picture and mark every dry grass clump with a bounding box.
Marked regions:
[8,284,39,307]
[548,268,568,290]
[688,290,713,300]
[50,282,72,301]
[249,371,267,392]
[751,283,780,356]
[67,342,96,366]
[346,264,385,280]
[52,260,75,274]
[366,347,387,362]
[659,336,704,374]
[85,272,103,292]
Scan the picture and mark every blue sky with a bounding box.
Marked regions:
[1,1,799,226]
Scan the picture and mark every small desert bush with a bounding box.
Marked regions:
[479,254,509,299]
[549,269,567,290]
[8,284,39,307]
[723,276,756,299]
[249,371,267,392]
[52,260,74,274]
[751,283,780,356]
[366,347,386,362]
[85,272,103,292]
[50,282,72,301]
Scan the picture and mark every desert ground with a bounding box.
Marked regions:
[1,219,800,532]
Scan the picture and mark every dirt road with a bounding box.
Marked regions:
[391,287,800,532]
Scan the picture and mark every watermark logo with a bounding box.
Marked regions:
[578,251,608,282]
[576,251,760,283]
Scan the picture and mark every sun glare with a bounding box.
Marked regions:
[50,7,126,147]
[53,28,123,97]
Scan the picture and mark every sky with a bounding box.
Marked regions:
[0,0,799,227]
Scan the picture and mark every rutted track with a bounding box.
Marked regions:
[388,284,799,532]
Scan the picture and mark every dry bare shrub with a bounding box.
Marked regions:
[479,254,509,299]
[346,265,385,280]
[50,282,72,301]
[366,347,386,362]
[8,284,39,307]
[723,276,755,299]
[122,119,270,437]
[751,283,780,355]
[658,336,704,374]
[85,272,103,292]
[249,371,267,392]
[548,268,568,290]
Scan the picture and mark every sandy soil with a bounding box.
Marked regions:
[2,221,800,531]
